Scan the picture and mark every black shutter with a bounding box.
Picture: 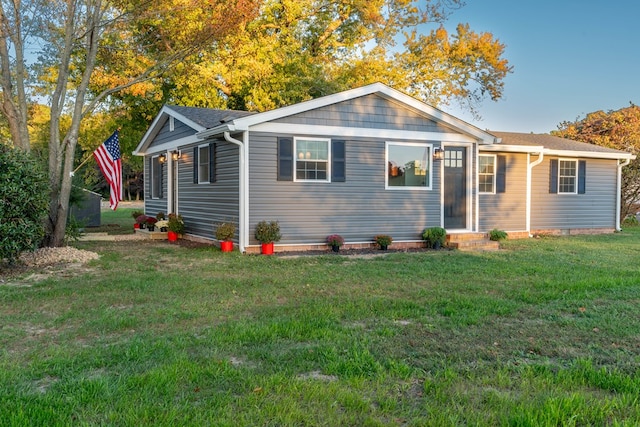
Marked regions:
[193,146,198,184]
[496,155,506,193]
[332,140,346,182]
[209,142,216,184]
[549,159,558,193]
[277,137,293,181]
[578,160,586,194]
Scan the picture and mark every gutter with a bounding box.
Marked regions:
[526,151,544,236]
[223,131,248,253]
[616,158,632,231]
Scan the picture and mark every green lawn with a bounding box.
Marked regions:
[1,226,640,426]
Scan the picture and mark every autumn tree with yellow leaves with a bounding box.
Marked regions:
[553,104,640,220]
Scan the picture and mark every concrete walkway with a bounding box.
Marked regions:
[78,232,148,242]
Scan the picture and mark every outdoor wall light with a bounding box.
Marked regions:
[159,153,167,163]
[171,150,181,161]
[433,147,444,161]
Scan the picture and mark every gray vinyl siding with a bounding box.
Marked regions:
[147,118,197,152]
[479,152,528,232]
[174,139,241,242]
[273,94,452,132]
[531,157,617,230]
[248,132,442,245]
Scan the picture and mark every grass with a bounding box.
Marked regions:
[83,207,138,235]
[1,217,640,425]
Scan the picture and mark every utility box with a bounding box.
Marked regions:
[70,188,101,227]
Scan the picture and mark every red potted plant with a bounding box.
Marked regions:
[254,220,281,255]
[167,214,185,242]
[215,221,236,252]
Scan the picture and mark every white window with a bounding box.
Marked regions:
[294,138,330,182]
[386,142,432,190]
[198,144,210,184]
[559,159,577,194]
[479,154,496,194]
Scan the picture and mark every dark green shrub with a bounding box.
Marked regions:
[489,228,508,241]
[622,215,639,227]
[255,220,281,244]
[422,226,446,249]
[0,145,49,263]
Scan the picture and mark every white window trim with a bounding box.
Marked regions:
[478,154,496,194]
[293,137,331,183]
[198,143,210,184]
[151,155,161,199]
[558,158,578,195]
[385,141,433,190]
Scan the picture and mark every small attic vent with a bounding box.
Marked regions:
[220,116,235,124]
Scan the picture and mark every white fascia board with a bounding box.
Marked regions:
[134,105,206,155]
[480,145,545,154]
[199,83,495,144]
[250,122,477,143]
[136,135,201,156]
[197,123,235,139]
[543,149,635,160]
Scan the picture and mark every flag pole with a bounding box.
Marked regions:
[71,155,93,175]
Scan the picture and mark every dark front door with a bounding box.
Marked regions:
[444,147,467,229]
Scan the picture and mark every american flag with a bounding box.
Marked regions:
[93,130,122,210]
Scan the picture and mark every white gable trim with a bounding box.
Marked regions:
[134,106,206,155]
[198,83,495,144]
[251,122,477,143]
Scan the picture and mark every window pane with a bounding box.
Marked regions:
[387,144,430,188]
[478,155,495,193]
[559,160,576,193]
[199,146,210,183]
[295,139,329,181]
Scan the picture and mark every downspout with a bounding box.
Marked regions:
[474,143,479,232]
[224,131,247,253]
[616,158,631,231]
[526,151,544,236]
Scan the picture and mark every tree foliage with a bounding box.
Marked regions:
[0,0,260,247]
[0,144,49,264]
[152,0,512,115]
[553,104,640,219]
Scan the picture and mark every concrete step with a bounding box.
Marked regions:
[448,239,500,251]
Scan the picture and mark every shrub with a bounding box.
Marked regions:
[167,214,185,234]
[131,210,144,220]
[215,222,236,241]
[255,220,281,244]
[0,145,49,264]
[422,226,447,249]
[622,214,639,227]
[326,234,345,247]
[374,234,393,247]
[135,214,148,225]
[156,212,166,220]
[489,228,508,241]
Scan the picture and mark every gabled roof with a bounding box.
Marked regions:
[196,83,497,144]
[484,131,635,160]
[134,105,253,155]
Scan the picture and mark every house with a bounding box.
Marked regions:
[133,83,635,253]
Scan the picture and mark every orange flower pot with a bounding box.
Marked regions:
[168,231,179,242]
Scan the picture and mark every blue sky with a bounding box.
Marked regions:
[438,0,640,134]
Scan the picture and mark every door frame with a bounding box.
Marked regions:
[440,143,473,232]
[168,155,179,214]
